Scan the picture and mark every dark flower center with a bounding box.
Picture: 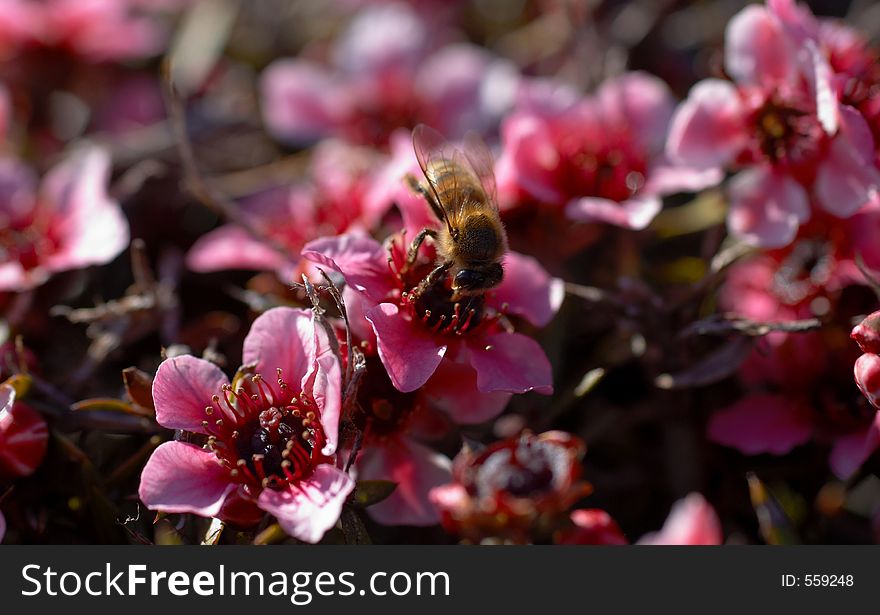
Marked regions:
[386,235,499,337]
[470,437,567,499]
[355,354,421,441]
[750,97,824,180]
[772,239,834,306]
[556,129,648,204]
[200,369,329,491]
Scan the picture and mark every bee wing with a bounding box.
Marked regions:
[460,131,498,208]
[412,124,463,234]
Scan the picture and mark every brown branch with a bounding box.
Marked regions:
[678,314,823,338]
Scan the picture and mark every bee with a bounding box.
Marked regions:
[404,124,508,300]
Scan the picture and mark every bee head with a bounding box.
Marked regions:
[453,262,504,293]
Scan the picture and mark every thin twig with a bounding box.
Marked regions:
[678,314,822,338]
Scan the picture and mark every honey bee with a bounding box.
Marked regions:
[404,124,508,300]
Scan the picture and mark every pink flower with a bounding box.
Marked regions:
[0,383,48,481]
[854,310,880,410]
[336,298,512,526]
[0,0,166,62]
[303,231,561,395]
[667,0,880,248]
[138,307,353,543]
[0,147,129,291]
[260,3,517,147]
[855,353,880,409]
[708,214,880,478]
[186,140,390,282]
[429,431,592,543]
[636,493,723,545]
[496,72,720,230]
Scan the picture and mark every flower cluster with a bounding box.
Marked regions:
[4,0,880,547]
[667,0,880,247]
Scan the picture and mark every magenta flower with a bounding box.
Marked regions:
[853,311,880,409]
[0,383,48,481]
[0,148,129,292]
[336,296,513,526]
[303,231,561,395]
[260,3,517,147]
[708,212,880,478]
[636,494,723,545]
[186,140,390,282]
[495,72,720,230]
[138,307,353,543]
[666,0,880,248]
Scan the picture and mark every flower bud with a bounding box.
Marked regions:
[854,352,880,409]
[851,311,880,354]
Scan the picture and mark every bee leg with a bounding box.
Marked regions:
[410,261,452,301]
[405,174,447,227]
[406,227,437,267]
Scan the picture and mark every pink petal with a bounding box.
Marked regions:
[422,359,511,424]
[489,251,563,328]
[243,307,315,394]
[466,332,553,394]
[809,40,838,134]
[727,166,810,248]
[707,394,814,455]
[428,482,469,511]
[638,493,722,545]
[725,5,794,87]
[0,395,48,479]
[257,464,354,543]
[666,79,747,170]
[41,147,129,272]
[186,225,289,273]
[152,355,229,432]
[566,195,662,230]
[138,441,235,517]
[0,510,5,543]
[814,107,880,218]
[260,60,348,144]
[365,303,447,393]
[855,353,880,409]
[308,320,343,456]
[644,162,724,195]
[0,157,37,220]
[598,71,675,153]
[357,437,452,526]
[498,113,565,204]
[332,3,425,76]
[302,233,395,302]
[829,421,880,479]
[417,43,517,138]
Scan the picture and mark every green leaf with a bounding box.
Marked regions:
[350,480,397,508]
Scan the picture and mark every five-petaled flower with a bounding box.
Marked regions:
[138,307,353,543]
[260,3,517,147]
[303,231,561,395]
[666,0,880,248]
[0,147,129,292]
[496,71,721,231]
